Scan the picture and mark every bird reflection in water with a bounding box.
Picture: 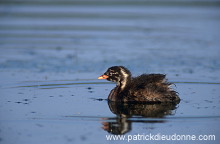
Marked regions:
[102,101,179,135]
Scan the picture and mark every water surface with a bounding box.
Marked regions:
[0,0,220,144]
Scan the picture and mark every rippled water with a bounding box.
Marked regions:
[0,0,220,144]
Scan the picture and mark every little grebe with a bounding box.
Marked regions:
[98,66,180,103]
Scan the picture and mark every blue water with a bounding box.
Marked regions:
[0,1,220,144]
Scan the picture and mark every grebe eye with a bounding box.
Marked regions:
[112,71,118,75]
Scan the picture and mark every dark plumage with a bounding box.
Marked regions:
[98,66,180,103]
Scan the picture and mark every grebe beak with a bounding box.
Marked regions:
[98,75,109,79]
